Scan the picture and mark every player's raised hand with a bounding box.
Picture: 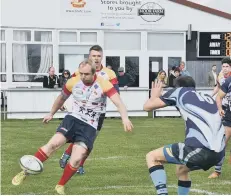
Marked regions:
[43,114,53,123]
[151,80,163,98]
[122,118,133,132]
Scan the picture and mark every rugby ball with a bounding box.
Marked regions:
[19,155,43,175]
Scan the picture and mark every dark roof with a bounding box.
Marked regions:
[168,0,231,20]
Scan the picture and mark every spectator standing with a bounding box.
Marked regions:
[169,67,181,87]
[179,61,190,76]
[168,66,176,87]
[208,65,217,87]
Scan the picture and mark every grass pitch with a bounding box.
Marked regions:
[1,117,231,195]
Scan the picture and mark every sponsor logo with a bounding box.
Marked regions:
[94,84,99,89]
[138,2,165,22]
[71,0,86,8]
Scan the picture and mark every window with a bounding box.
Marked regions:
[34,31,52,42]
[0,30,5,41]
[0,43,6,82]
[13,30,31,41]
[59,45,90,74]
[59,45,91,54]
[147,33,184,51]
[106,56,120,74]
[104,32,141,50]
[12,44,53,82]
[59,31,77,42]
[59,54,89,75]
[80,32,97,43]
[125,57,139,87]
[12,74,48,83]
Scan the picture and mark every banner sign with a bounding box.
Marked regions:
[61,0,166,29]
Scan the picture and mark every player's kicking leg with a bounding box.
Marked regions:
[12,133,67,185]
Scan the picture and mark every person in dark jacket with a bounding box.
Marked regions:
[168,66,176,87]
[168,67,180,87]
[43,67,59,88]
[117,67,135,89]
[59,70,71,88]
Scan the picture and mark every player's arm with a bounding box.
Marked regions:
[144,81,176,111]
[109,69,120,93]
[143,81,167,111]
[143,98,167,111]
[216,89,226,116]
[113,83,120,94]
[211,78,220,97]
[104,82,133,132]
[216,78,229,116]
[49,95,66,116]
[110,93,128,122]
[43,79,73,123]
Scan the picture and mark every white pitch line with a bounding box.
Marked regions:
[51,156,130,162]
[102,125,158,128]
[205,180,231,185]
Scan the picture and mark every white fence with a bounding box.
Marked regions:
[1,87,214,120]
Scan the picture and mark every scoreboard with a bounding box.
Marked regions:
[197,32,231,58]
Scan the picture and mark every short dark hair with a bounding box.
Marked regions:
[89,45,103,53]
[212,64,216,67]
[174,67,180,73]
[175,76,196,88]
[171,66,176,71]
[221,57,231,66]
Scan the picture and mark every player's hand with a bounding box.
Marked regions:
[122,118,133,132]
[218,109,225,117]
[151,81,163,98]
[43,114,53,123]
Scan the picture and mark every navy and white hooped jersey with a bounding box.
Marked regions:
[160,87,225,153]
[221,76,231,112]
[217,73,231,107]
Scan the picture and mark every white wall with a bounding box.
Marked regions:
[188,0,231,14]
[1,0,231,31]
